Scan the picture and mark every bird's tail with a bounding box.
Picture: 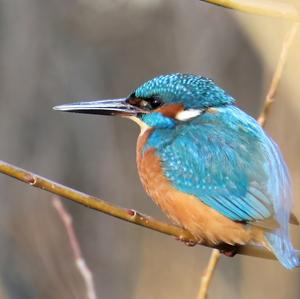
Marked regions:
[264,230,300,269]
[262,138,300,269]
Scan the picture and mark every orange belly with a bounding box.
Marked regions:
[136,130,265,246]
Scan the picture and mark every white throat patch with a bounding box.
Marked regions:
[175,109,202,121]
[127,116,150,136]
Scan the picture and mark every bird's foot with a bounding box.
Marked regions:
[175,236,198,247]
[217,244,239,257]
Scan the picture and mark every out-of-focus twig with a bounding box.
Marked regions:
[197,21,299,299]
[201,0,299,21]
[258,22,299,126]
[0,159,275,259]
[53,197,97,299]
[197,249,221,299]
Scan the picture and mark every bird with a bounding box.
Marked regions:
[54,73,299,269]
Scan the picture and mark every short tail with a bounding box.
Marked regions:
[262,138,300,269]
[265,231,300,269]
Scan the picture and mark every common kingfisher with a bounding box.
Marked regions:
[54,73,299,269]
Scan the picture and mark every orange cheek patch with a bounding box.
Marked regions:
[156,103,184,118]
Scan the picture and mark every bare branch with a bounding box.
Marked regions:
[197,249,221,299]
[258,22,299,126]
[201,0,299,21]
[0,159,275,259]
[53,197,97,299]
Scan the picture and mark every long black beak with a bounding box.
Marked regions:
[53,98,145,116]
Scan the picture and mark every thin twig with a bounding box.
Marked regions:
[197,21,299,299]
[53,197,97,299]
[258,22,299,127]
[200,0,299,21]
[0,159,275,259]
[197,249,221,299]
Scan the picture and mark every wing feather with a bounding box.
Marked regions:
[158,106,278,222]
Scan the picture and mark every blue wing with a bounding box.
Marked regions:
[146,106,299,268]
[147,106,291,223]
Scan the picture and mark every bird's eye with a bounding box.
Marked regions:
[148,97,162,109]
[126,95,163,111]
[137,97,163,111]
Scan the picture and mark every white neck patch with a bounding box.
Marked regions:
[127,116,150,136]
[175,109,202,121]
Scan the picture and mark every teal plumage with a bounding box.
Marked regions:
[134,73,235,109]
[144,106,274,222]
[135,74,299,269]
[54,73,300,269]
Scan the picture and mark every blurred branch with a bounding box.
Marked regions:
[197,249,221,299]
[53,197,97,299]
[197,20,299,299]
[201,0,299,21]
[258,22,299,126]
[0,159,275,259]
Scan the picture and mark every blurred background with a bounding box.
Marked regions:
[0,0,299,298]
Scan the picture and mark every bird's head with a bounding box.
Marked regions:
[54,73,235,131]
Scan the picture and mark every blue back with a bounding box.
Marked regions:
[144,106,283,221]
[136,73,299,268]
[144,105,299,268]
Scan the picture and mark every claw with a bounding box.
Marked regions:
[217,244,239,257]
[174,236,198,247]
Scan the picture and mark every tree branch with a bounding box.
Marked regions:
[197,249,221,299]
[53,197,98,299]
[201,0,299,21]
[258,22,299,126]
[0,159,275,259]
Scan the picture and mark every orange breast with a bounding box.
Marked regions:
[136,130,265,246]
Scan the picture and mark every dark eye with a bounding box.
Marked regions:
[126,94,163,111]
[149,97,162,109]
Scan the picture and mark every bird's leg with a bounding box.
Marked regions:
[176,235,240,255]
[174,235,199,247]
[216,243,239,257]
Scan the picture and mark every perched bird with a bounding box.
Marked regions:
[54,73,299,269]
